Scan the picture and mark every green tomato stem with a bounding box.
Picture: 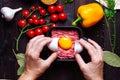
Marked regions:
[72,16,82,26]
[22,23,52,33]
[26,10,36,19]
[16,27,26,51]
[12,49,17,57]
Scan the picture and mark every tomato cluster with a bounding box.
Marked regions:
[27,26,50,38]
[48,4,67,22]
[18,4,67,38]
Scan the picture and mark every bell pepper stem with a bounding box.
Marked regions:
[72,16,82,26]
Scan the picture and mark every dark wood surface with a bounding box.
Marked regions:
[0,0,120,80]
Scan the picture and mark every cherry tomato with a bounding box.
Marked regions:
[22,10,30,18]
[27,30,35,38]
[48,5,56,13]
[32,14,38,20]
[39,9,46,16]
[18,19,27,28]
[31,6,36,10]
[28,18,34,24]
[37,6,43,11]
[39,18,45,25]
[35,28,43,35]
[59,12,67,21]
[50,14,59,22]
[42,26,49,33]
[56,4,64,13]
[51,23,56,27]
[33,19,39,25]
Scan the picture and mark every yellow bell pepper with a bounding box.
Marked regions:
[72,3,104,28]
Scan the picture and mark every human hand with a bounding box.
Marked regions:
[19,35,58,80]
[75,39,103,80]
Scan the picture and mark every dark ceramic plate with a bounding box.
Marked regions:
[47,26,83,61]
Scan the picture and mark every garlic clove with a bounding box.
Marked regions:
[0,7,22,22]
[47,38,59,52]
[74,40,83,53]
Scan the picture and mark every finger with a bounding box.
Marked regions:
[88,39,102,50]
[45,52,58,65]
[32,37,49,50]
[33,37,52,57]
[30,35,44,42]
[88,39,103,56]
[26,35,44,50]
[88,39,104,62]
[26,37,52,58]
[75,53,86,68]
[79,39,96,56]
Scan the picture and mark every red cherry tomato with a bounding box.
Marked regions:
[39,9,46,16]
[37,6,43,11]
[18,19,27,28]
[22,10,30,18]
[39,18,45,25]
[32,14,38,20]
[28,18,34,24]
[42,26,49,33]
[59,12,67,21]
[31,6,36,10]
[27,30,35,38]
[51,23,56,27]
[50,14,59,22]
[48,5,56,13]
[33,19,39,25]
[56,4,64,13]
[35,28,43,35]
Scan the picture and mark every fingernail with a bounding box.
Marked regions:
[82,37,88,41]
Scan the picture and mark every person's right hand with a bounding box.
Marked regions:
[19,35,58,80]
[75,39,103,80]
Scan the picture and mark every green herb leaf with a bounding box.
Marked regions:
[16,53,25,67]
[104,8,116,19]
[16,53,25,60]
[16,53,25,75]
[104,51,120,67]
[68,0,73,3]
[62,0,74,4]
[106,0,115,10]
[17,66,24,75]
[104,0,116,19]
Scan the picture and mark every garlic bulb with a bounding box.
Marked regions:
[0,7,22,21]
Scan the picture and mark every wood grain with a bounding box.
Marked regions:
[0,0,120,80]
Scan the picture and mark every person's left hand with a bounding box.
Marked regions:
[19,35,58,80]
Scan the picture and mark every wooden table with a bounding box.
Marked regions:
[0,0,120,80]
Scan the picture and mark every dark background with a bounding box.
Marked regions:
[0,0,120,80]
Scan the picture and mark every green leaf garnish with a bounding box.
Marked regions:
[16,53,25,75]
[104,51,120,67]
[16,53,25,67]
[13,49,25,75]
[105,0,115,9]
[104,8,116,19]
[62,0,74,4]
[17,66,24,75]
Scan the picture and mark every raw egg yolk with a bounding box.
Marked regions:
[58,36,72,50]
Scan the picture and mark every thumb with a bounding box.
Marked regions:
[75,53,85,67]
[46,52,58,65]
